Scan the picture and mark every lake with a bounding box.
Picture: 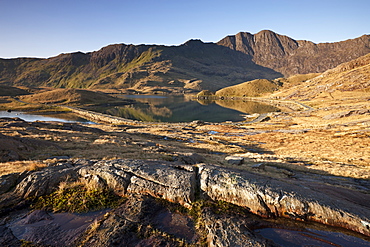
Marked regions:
[93,95,280,123]
[0,96,280,123]
[0,111,94,123]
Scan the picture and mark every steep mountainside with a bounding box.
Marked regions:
[0,41,281,92]
[217,30,370,76]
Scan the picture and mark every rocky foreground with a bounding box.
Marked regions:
[0,106,370,246]
[1,157,370,246]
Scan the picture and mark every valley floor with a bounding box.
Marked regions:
[0,94,369,246]
[2,96,368,180]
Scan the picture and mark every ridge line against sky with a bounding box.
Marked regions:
[0,0,369,59]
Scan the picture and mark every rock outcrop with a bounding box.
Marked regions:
[1,158,369,246]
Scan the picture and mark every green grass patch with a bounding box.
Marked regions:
[32,181,124,213]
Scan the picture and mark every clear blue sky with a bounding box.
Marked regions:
[1,0,369,58]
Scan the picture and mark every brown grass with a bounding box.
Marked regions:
[0,161,47,176]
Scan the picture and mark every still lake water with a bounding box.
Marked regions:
[0,111,93,123]
[96,95,281,123]
[0,96,280,123]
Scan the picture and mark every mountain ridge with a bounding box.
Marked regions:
[1,30,369,92]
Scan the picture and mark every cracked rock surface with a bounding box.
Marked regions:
[1,158,369,246]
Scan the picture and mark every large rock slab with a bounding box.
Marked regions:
[198,164,370,236]
[102,159,196,208]
[7,159,196,209]
[0,225,21,247]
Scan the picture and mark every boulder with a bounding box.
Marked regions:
[225,156,244,165]
[2,158,370,242]
[175,152,205,164]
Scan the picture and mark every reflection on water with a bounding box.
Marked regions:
[100,95,280,123]
[0,111,93,123]
[1,96,281,123]
[215,99,279,114]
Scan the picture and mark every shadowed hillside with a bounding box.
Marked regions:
[0,41,282,92]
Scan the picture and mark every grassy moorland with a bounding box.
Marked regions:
[0,53,369,180]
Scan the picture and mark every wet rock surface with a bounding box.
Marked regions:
[202,208,277,247]
[75,195,198,247]
[8,209,98,246]
[0,158,369,246]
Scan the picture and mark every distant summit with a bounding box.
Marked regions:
[217,30,370,76]
[0,30,369,92]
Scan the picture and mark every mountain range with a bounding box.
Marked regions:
[0,30,369,93]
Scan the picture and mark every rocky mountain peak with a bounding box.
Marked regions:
[217,30,370,76]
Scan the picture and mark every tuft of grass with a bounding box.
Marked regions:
[26,162,48,172]
[32,179,124,213]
